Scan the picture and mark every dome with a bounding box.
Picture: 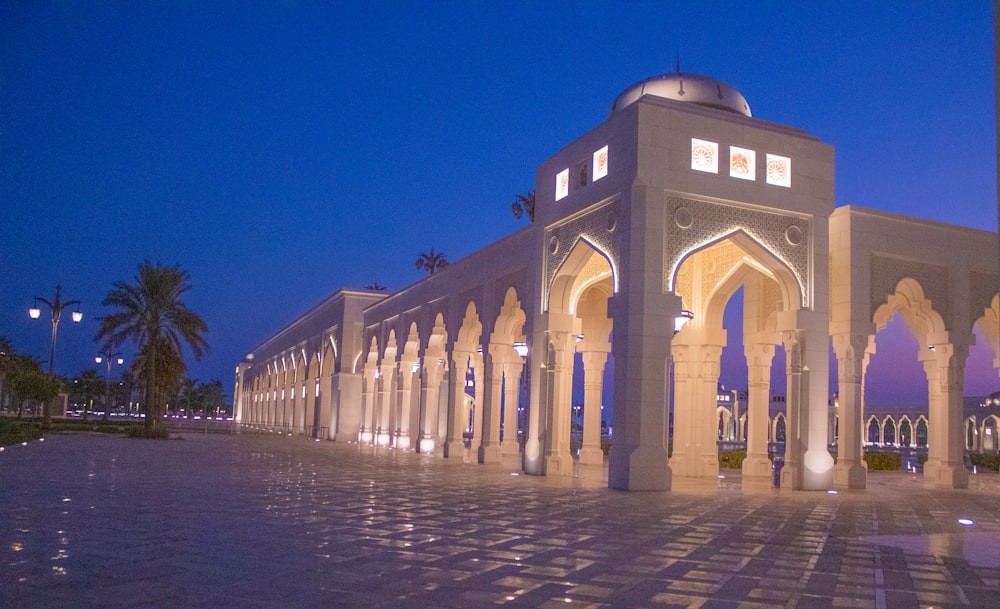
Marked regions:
[609,71,751,117]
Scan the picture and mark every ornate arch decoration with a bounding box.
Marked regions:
[455,302,483,350]
[548,237,616,316]
[974,294,1000,368]
[671,229,803,312]
[665,196,810,308]
[872,278,947,341]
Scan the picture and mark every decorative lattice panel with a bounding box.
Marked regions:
[543,198,622,310]
[664,196,810,307]
[869,255,949,322]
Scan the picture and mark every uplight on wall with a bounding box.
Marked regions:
[691,138,718,173]
[593,146,609,181]
[556,168,570,200]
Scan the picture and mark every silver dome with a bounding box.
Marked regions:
[610,72,751,117]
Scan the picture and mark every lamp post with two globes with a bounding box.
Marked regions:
[96,348,125,420]
[28,284,83,424]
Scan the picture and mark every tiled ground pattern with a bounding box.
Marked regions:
[0,432,997,609]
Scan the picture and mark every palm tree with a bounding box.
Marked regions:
[415,248,449,275]
[511,191,535,222]
[97,261,208,435]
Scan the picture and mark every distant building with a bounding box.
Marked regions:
[236,70,999,492]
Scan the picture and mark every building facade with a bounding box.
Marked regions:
[235,71,999,491]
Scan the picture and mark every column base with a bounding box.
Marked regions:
[578,445,605,466]
[671,454,719,479]
[418,438,436,454]
[395,433,411,451]
[923,460,969,489]
[376,432,391,447]
[608,445,671,491]
[833,461,868,489]
[545,453,572,476]
[741,456,773,481]
[444,440,467,460]
[480,444,501,464]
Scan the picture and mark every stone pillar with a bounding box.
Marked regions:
[376,364,395,446]
[544,324,576,476]
[500,360,523,462]
[481,349,506,463]
[671,334,724,479]
[359,371,375,444]
[832,333,870,488]
[578,348,608,466]
[418,356,445,453]
[471,352,484,451]
[922,336,970,489]
[396,360,416,450]
[607,291,680,491]
[742,340,776,481]
[316,373,332,439]
[444,350,471,459]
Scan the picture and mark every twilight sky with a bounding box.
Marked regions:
[1,2,996,405]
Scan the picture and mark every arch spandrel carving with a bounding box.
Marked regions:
[869,256,949,322]
[543,197,622,310]
[664,196,810,307]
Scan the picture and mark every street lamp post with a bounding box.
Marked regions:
[28,284,83,424]
[96,348,124,421]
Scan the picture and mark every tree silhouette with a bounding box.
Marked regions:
[512,190,535,222]
[97,261,208,436]
[364,282,388,291]
[415,248,449,275]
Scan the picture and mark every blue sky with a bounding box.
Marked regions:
[1,2,996,404]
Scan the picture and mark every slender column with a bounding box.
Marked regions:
[396,360,416,450]
[376,364,395,446]
[500,360,523,460]
[742,341,776,480]
[481,350,505,463]
[444,350,471,459]
[922,338,970,488]
[316,373,332,439]
[359,371,375,443]
[779,330,805,489]
[578,349,608,466]
[832,333,870,488]
[471,353,484,450]
[418,356,445,453]
[670,338,723,479]
[545,330,576,476]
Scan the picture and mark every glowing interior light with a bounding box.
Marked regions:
[729,146,756,180]
[673,310,694,334]
[592,145,609,181]
[28,307,41,319]
[958,518,974,526]
[765,153,791,187]
[71,310,83,323]
[690,138,718,173]
[555,168,570,200]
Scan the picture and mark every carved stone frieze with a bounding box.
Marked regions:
[664,196,810,308]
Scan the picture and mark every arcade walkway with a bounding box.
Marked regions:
[1,432,997,609]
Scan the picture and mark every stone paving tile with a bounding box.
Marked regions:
[1,432,999,609]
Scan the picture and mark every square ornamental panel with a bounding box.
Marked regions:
[766,154,791,187]
[556,168,570,200]
[691,138,718,173]
[593,145,609,181]
[729,146,756,180]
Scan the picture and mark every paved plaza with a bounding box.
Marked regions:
[1,431,998,609]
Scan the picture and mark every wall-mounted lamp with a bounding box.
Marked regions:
[513,342,529,358]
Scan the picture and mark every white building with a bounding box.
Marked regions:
[235,71,999,491]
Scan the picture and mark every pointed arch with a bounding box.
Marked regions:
[872,278,948,338]
[670,229,804,310]
[548,237,617,315]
